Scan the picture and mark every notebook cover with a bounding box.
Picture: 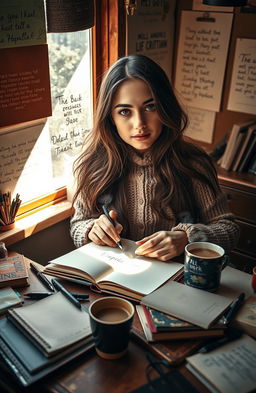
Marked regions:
[0,329,94,387]
[0,318,93,375]
[8,292,92,356]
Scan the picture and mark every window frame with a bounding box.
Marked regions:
[14,0,126,221]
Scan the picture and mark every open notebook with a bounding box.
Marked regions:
[43,239,183,301]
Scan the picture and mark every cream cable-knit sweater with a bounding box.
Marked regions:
[70,152,240,254]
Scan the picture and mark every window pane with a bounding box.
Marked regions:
[47,29,93,189]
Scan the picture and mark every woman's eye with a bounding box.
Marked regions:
[118,109,130,116]
[145,103,156,112]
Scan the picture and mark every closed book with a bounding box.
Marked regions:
[0,286,23,315]
[237,130,256,172]
[232,124,256,171]
[43,239,183,302]
[0,255,29,288]
[8,291,92,357]
[0,318,94,387]
[136,305,226,342]
[231,295,256,338]
[247,152,256,175]
[131,308,204,366]
[220,120,255,171]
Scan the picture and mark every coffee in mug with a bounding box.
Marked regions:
[184,242,228,292]
[89,297,134,360]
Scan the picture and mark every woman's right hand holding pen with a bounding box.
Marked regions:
[88,210,123,248]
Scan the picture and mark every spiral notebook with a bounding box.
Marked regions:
[8,291,92,357]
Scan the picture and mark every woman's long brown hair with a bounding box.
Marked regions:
[73,55,219,221]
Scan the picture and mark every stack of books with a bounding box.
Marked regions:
[219,120,256,173]
[0,292,94,387]
[136,305,227,342]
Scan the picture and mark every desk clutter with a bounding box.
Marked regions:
[0,292,94,387]
[0,248,255,392]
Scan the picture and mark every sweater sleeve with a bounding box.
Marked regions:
[70,200,96,248]
[172,181,240,254]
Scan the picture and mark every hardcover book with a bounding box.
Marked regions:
[43,239,183,302]
[0,255,29,288]
[231,295,256,338]
[136,305,226,342]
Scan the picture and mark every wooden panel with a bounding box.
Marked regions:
[229,250,256,274]
[220,185,256,223]
[235,219,256,257]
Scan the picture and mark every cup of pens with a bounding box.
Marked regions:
[0,192,22,231]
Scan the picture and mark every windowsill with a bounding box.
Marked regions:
[0,200,73,246]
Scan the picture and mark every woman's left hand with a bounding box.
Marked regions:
[135,230,188,261]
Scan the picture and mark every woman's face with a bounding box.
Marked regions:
[111,78,163,153]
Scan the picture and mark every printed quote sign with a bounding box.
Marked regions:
[175,11,233,112]
[227,38,256,115]
[0,45,52,127]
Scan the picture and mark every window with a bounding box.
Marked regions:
[0,30,93,212]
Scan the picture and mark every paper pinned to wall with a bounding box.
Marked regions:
[184,107,216,143]
[174,11,233,112]
[0,0,46,49]
[126,0,176,80]
[227,38,256,115]
[0,121,54,202]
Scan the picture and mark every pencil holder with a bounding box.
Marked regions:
[0,222,15,231]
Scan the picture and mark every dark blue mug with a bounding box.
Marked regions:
[89,296,134,359]
[184,242,228,292]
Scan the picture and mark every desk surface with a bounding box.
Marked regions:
[0,256,212,393]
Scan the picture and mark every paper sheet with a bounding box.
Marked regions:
[227,38,256,115]
[175,11,233,111]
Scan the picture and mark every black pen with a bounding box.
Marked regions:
[102,204,123,250]
[30,262,55,292]
[223,292,245,325]
[23,291,90,300]
[198,329,243,353]
[51,279,82,309]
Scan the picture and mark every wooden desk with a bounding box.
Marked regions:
[0,256,211,393]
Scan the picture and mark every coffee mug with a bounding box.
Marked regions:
[89,296,134,360]
[184,242,228,292]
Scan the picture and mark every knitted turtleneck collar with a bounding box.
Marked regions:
[129,149,153,167]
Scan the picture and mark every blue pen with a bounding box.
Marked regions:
[223,292,245,325]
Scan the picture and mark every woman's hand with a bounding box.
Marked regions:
[135,230,188,261]
[88,210,123,247]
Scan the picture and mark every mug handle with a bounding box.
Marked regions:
[221,254,229,270]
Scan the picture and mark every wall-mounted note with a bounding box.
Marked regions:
[0,121,54,203]
[0,44,52,127]
[127,0,176,80]
[174,11,233,112]
[0,0,46,49]
[184,107,216,143]
[227,38,256,115]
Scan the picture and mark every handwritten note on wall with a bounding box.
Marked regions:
[184,107,216,143]
[0,0,46,49]
[0,122,53,203]
[127,0,176,79]
[227,38,256,115]
[175,11,233,112]
[0,45,52,127]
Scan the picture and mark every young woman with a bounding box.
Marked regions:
[70,54,239,261]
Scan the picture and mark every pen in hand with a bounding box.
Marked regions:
[102,205,123,250]
[30,262,55,292]
[51,278,82,310]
